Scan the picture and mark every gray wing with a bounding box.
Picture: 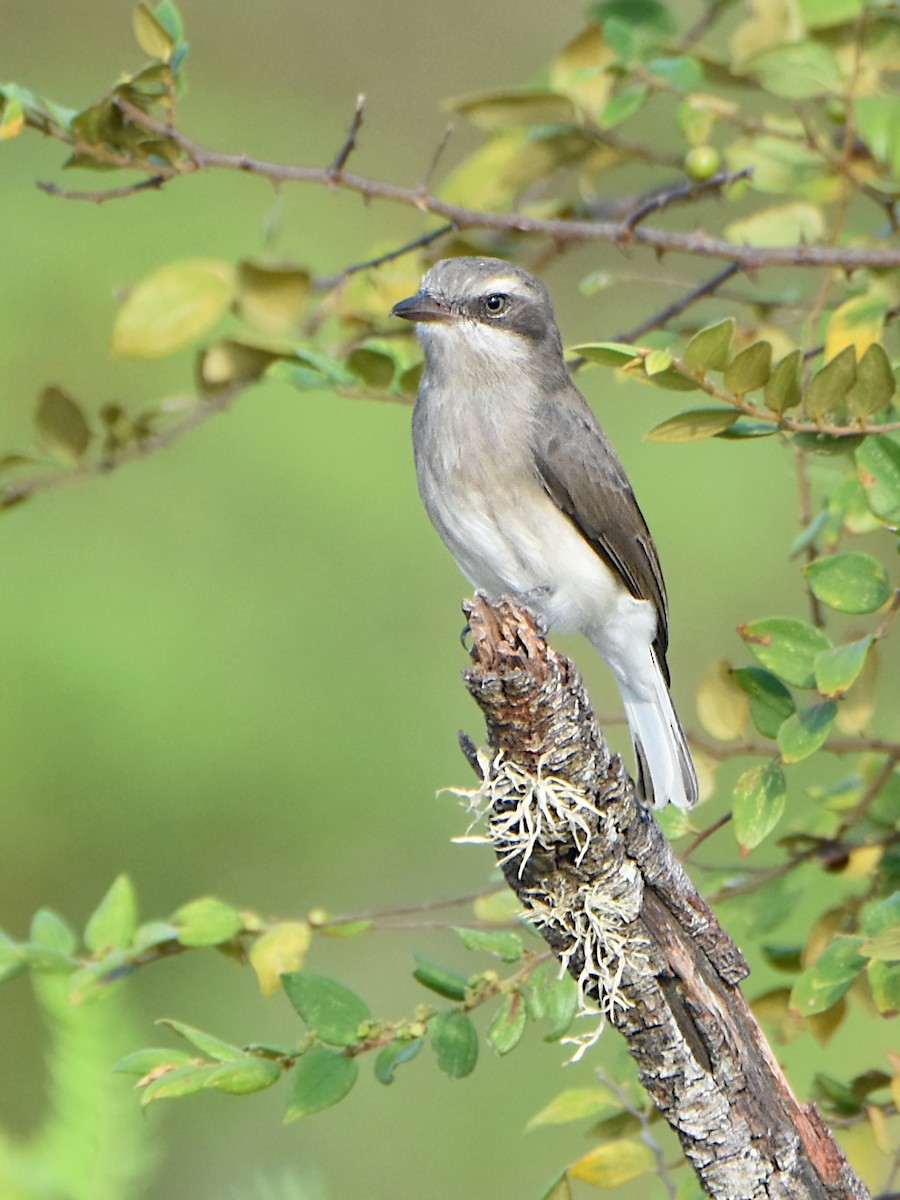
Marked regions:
[529,382,671,679]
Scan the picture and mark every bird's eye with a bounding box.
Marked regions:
[483,294,509,317]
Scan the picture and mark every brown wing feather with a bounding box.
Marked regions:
[529,384,671,680]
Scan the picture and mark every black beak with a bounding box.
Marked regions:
[391,291,450,323]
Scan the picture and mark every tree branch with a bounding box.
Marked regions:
[461,594,869,1200]
[31,96,896,273]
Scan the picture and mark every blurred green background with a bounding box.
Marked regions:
[1,3,896,1198]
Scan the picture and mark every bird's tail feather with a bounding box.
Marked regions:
[620,664,698,811]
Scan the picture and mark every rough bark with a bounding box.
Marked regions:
[461,594,869,1200]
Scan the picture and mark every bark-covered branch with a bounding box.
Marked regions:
[461,594,869,1200]
[39,96,900,274]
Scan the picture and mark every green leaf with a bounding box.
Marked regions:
[0,930,26,985]
[235,260,310,335]
[374,1037,423,1084]
[487,994,527,1056]
[569,1138,656,1187]
[861,892,900,937]
[153,0,185,44]
[541,969,578,1041]
[249,921,312,997]
[855,435,900,525]
[860,927,900,963]
[172,896,242,947]
[739,617,832,688]
[281,971,370,1046]
[30,908,77,956]
[803,347,857,421]
[645,408,738,442]
[777,701,837,763]
[868,961,900,1014]
[790,937,867,1015]
[134,2,175,60]
[682,318,735,373]
[846,344,896,421]
[804,552,890,614]
[35,386,92,463]
[814,637,873,698]
[526,1086,621,1131]
[732,760,787,852]
[203,1057,283,1095]
[644,348,673,376]
[742,42,841,99]
[140,1063,216,1106]
[113,1047,198,1076]
[430,1010,479,1078]
[571,341,640,367]
[412,953,470,1001]
[84,874,138,954]
[447,88,576,130]
[724,341,772,396]
[285,1046,358,1120]
[731,666,796,738]
[764,349,802,415]
[111,259,235,358]
[452,926,523,962]
[856,96,900,179]
[268,348,356,392]
[158,1018,244,1061]
[600,85,648,130]
[646,54,703,90]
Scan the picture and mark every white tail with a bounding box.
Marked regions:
[618,655,698,811]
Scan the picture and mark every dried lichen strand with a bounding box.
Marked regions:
[460,595,870,1200]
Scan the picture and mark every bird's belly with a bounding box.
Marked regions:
[422,470,638,638]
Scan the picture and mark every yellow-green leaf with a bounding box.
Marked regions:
[764,349,802,415]
[777,700,837,763]
[825,295,888,362]
[814,637,873,698]
[803,347,857,421]
[134,2,175,61]
[646,408,738,442]
[249,921,312,997]
[804,552,890,614]
[569,1137,655,1188]
[683,317,735,373]
[35,386,92,463]
[733,760,787,852]
[446,88,576,130]
[84,874,138,954]
[198,338,283,392]
[111,259,235,358]
[696,659,749,741]
[571,341,640,368]
[235,260,310,335]
[724,341,772,396]
[526,1086,621,1131]
[644,348,673,376]
[725,203,825,248]
[846,343,896,421]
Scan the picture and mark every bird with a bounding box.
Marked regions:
[391,256,698,810]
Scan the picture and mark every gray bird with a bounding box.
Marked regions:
[392,256,698,810]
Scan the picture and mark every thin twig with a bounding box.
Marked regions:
[616,262,742,343]
[328,93,366,180]
[37,174,169,204]
[680,812,733,863]
[418,122,455,200]
[313,223,455,290]
[617,168,753,236]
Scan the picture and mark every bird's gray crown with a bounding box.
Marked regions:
[417,257,562,348]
